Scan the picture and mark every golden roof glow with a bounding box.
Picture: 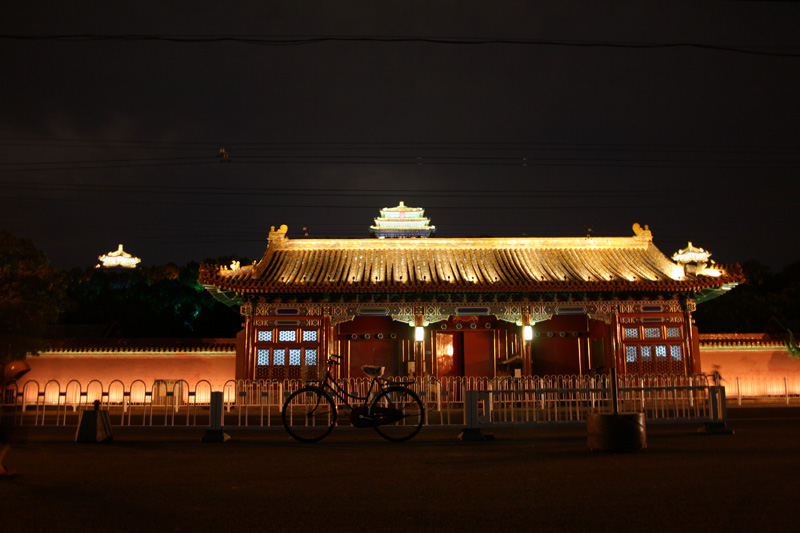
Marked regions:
[673,242,712,264]
[98,244,141,269]
[200,222,747,294]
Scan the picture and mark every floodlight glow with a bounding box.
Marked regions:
[523,325,533,341]
[415,326,425,342]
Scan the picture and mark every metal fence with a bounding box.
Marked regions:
[725,376,800,405]
[460,374,727,431]
[2,373,730,429]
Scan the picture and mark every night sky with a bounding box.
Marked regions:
[2,2,798,271]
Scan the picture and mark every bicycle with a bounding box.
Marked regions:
[281,354,425,443]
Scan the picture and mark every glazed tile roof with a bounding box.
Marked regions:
[698,333,786,348]
[199,225,743,297]
[43,338,236,354]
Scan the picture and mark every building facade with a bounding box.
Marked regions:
[200,220,742,381]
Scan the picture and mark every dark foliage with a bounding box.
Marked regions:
[694,260,800,334]
[60,259,243,338]
[0,231,67,360]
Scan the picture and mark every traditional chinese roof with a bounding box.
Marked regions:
[673,242,712,264]
[42,338,236,355]
[370,201,435,238]
[199,224,743,302]
[698,333,786,349]
[98,244,141,269]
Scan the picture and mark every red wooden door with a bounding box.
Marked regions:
[463,331,494,377]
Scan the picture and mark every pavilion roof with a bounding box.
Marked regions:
[199,224,743,299]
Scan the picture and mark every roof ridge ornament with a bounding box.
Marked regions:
[251,224,290,278]
[268,224,290,247]
[632,223,652,240]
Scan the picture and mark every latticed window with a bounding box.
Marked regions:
[252,325,320,379]
[626,346,637,363]
[644,327,661,339]
[670,345,683,361]
[655,345,668,359]
[641,346,653,361]
[305,349,317,365]
[279,330,296,342]
[624,328,639,339]
[666,327,681,338]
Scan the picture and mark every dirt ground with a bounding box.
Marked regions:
[2,406,799,532]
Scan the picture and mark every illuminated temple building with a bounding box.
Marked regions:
[370,201,435,238]
[97,244,141,269]
[199,212,743,381]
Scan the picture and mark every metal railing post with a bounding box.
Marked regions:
[785,377,789,405]
[737,376,742,406]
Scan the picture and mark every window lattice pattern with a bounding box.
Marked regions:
[289,349,302,365]
[626,346,637,363]
[670,345,683,361]
[641,346,653,361]
[644,327,661,339]
[257,349,269,366]
[273,349,286,365]
[666,327,681,338]
[624,328,639,339]
[305,349,317,365]
[279,330,296,342]
[302,330,318,342]
[257,330,272,342]
[655,345,667,359]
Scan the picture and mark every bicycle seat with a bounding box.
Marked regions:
[361,365,385,378]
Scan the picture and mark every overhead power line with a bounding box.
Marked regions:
[1,33,798,57]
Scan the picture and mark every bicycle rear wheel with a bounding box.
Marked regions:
[282,387,337,443]
[369,386,424,442]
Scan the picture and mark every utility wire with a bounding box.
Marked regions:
[2,33,798,57]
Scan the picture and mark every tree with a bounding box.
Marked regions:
[0,231,67,361]
[60,259,243,338]
[694,260,800,334]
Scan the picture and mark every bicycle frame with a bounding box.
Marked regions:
[282,354,425,442]
[310,354,382,412]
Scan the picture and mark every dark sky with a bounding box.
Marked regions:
[2,2,798,271]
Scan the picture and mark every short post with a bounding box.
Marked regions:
[704,375,733,435]
[202,391,230,443]
[75,400,113,443]
[610,368,619,415]
[586,368,647,452]
[458,390,493,441]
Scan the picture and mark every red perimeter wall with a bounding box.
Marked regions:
[18,352,235,391]
[699,347,800,379]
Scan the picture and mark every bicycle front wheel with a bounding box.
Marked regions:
[282,387,337,443]
[369,386,424,442]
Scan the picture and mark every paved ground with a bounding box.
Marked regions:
[2,406,799,532]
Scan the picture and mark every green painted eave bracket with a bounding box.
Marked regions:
[695,281,739,305]
[202,284,242,307]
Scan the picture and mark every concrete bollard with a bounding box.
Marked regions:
[202,391,230,443]
[75,400,114,443]
[587,412,646,452]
